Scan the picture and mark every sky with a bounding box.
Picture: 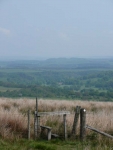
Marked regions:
[0,0,113,60]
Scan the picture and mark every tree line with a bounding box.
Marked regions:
[0,69,113,101]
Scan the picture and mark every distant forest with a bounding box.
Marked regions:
[0,58,113,101]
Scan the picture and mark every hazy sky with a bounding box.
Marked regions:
[0,0,113,60]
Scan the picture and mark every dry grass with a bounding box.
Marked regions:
[0,98,113,141]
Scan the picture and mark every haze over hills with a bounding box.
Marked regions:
[0,57,113,69]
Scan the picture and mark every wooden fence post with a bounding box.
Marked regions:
[36,97,38,112]
[28,110,30,140]
[63,114,67,140]
[34,98,41,139]
[72,106,81,137]
[37,115,41,138]
[34,111,38,139]
[34,97,39,139]
[80,108,86,141]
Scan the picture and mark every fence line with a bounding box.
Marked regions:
[27,98,113,141]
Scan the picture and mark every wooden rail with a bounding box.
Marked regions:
[86,125,113,139]
[40,125,52,140]
[38,111,70,116]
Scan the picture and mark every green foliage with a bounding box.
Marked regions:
[0,138,113,150]
[30,142,56,150]
[0,59,113,100]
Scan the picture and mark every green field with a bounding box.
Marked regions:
[0,58,113,101]
[0,137,113,150]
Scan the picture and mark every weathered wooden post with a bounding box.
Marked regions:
[37,115,41,138]
[72,106,81,137]
[36,97,38,112]
[48,128,52,140]
[28,110,30,140]
[34,97,41,139]
[63,114,67,140]
[34,111,38,139]
[80,108,86,141]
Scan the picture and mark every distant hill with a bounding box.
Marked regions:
[0,57,113,69]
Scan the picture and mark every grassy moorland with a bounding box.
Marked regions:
[0,98,113,149]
